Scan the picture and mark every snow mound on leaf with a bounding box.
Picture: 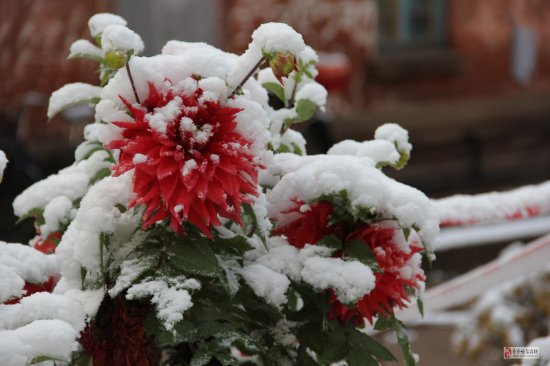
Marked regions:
[266,155,439,246]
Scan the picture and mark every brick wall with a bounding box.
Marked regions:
[0,0,111,112]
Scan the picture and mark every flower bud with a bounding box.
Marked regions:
[104,50,127,69]
[266,51,298,84]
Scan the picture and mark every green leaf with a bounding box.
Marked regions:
[89,167,112,185]
[156,320,197,346]
[213,235,254,255]
[318,234,342,251]
[80,266,87,288]
[262,82,286,102]
[348,329,396,361]
[115,203,127,213]
[321,328,348,363]
[31,355,65,364]
[190,344,213,366]
[392,314,416,366]
[290,142,304,155]
[16,207,45,226]
[286,287,301,312]
[296,345,318,366]
[403,227,411,241]
[417,297,424,318]
[79,146,105,161]
[295,99,317,122]
[344,239,382,273]
[346,348,379,366]
[296,322,325,355]
[170,240,222,278]
[374,316,393,331]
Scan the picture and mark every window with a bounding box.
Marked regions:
[378,0,447,52]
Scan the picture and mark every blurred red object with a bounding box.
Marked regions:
[315,52,352,92]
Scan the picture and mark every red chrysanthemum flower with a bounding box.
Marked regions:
[328,224,425,325]
[107,80,261,236]
[272,200,334,248]
[274,200,425,325]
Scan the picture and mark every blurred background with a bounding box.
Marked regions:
[0,1,549,363]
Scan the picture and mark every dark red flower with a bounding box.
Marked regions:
[3,233,60,305]
[107,80,262,237]
[329,224,425,324]
[80,296,160,366]
[272,200,333,248]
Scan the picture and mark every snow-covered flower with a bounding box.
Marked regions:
[108,79,262,236]
[329,222,425,324]
[274,200,426,325]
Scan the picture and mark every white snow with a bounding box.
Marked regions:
[145,96,183,134]
[13,149,111,217]
[435,180,550,226]
[68,39,103,60]
[55,172,138,290]
[126,276,199,330]
[101,24,144,54]
[328,139,400,167]
[40,196,73,237]
[523,336,550,365]
[374,123,412,155]
[48,82,102,119]
[108,256,153,297]
[0,292,85,332]
[266,155,439,246]
[0,265,25,303]
[132,153,148,164]
[301,255,375,304]
[241,264,290,308]
[294,83,327,109]
[251,23,305,56]
[88,13,127,38]
[0,150,7,178]
[0,319,79,366]
[0,242,59,302]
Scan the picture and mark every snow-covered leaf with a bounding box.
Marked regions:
[47,83,102,120]
[295,98,317,122]
[68,39,103,62]
[262,82,286,102]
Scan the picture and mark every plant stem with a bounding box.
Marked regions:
[126,60,141,104]
[230,57,266,97]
